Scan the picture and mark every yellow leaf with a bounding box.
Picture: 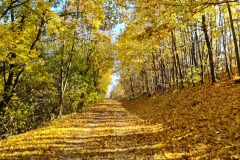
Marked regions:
[92,19,101,28]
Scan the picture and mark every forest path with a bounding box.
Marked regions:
[0,100,164,159]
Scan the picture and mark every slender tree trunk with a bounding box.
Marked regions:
[195,24,204,84]
[59,43,73,116]
[59,45,64,116]
[160,59,166,90]
[190,27,198,86]
[176,53,183,87]
[229,49,234,75]
[58,6,76,115]
[168,66,172,89]
[227,3,240,76]
[152,52,159,91]
[171,31,183,88]
[171,33,178,87]
[222,16,231,79]
[202,15,216,83]
[0,57,15,116]
[129,75,135,98]
[191,29,198,68]
[143,69,151,96]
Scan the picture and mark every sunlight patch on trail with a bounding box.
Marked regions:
[0,100,165,159]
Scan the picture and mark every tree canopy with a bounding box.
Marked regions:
[0,0,117,138]
[113,0,240,98]
[0,0,240,139]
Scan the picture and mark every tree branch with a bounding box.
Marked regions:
[117,0,238,9]
[0,0,30,19]
[30,16,45,50]
[13,66,25,90]
[58,11,84,17]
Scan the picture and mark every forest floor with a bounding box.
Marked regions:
[123,78,239,159]
[0,79,239,159]
[1,100,165,159]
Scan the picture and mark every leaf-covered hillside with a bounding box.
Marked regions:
[123,79,240,159]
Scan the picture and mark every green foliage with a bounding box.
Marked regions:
[0,0,115,138]
[184,67,202,85]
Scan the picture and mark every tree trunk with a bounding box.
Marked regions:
[171,31,183,88]
[143,69,151,96]
[222,16,231,79]
[129,75,135,98]
[191,29,198,68]
[195,24,204,84]
[171,41,178,87]
[152,52,159,91]
[59,45,64,116]
[160,59,166,90]
[1,13,44,117]
[58,46,73,116]
[227,3,240,76]
[202,15,216,83]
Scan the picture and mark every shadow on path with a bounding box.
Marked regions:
[0,100,166,159]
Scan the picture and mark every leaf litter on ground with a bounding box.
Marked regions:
[0,79,239,159]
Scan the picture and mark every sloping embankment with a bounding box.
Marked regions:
[123,80,240,159]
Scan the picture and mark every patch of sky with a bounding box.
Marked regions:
[111,23,125,43]
[106,23,125,97]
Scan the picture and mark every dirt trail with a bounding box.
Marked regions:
[0,100,164,159]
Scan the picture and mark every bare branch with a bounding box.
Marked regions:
[0,0,30,19]
[58,11,84,17]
